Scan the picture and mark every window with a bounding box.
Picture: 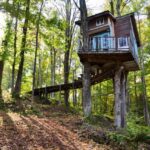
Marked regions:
[96,18,104,26]
[118,37,128,48]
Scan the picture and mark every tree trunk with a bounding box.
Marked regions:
[64,48,70,107]
[125,71,130,112]
[99,83,102,113]
[11,2,20,94]
[116,0,121,16]
[104,81,109,113]
[64,0,72,107]
[110,0,114,15]
[50,48,56,98]
[79,0,88,50]
[82,62,91,117]
[134,72,138,112]
[79,0,91,116]
[141,62,150,125]
[114,66,127,128]
[32,0,44,100]
[0,61,4,99]
[13,0,30,97]
[73,70,77,106]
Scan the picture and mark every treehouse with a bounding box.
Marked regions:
[76,11,140,72]
[30,10,141,128]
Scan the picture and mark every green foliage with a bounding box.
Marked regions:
[85,114,113,128]
[22,106,43,116]
[108,114,150,145]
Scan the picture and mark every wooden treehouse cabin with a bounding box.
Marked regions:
[31,11,140,128]
[76,11,140,128]
[76,11,140,73]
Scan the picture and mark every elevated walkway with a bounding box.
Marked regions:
[29,69,115,96]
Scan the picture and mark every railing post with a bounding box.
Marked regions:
[116,37,118,51]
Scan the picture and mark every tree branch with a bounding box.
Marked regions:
[72,0,80,11]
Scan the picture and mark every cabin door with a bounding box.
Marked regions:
[101,33,110,50]
[91,32,110,51]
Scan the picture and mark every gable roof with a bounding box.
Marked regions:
[75,10,116,25]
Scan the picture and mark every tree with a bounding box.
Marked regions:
[64,0,72,107]
[63,0,77,107]
[79,0,92,117]
[32,0,44,101]
[0,0,13,99]
[11,2,20,94]
[13,0,30,97]
[109,0,115,15]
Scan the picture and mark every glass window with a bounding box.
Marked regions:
[96,18,104,26]
[118,37,128,47]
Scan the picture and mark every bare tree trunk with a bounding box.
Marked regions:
[13,0,30,97]
[50,48,56,98]
[79,0,88,50]
[73,70,77,106]
[32,0,44,100]
[0,61,4,99]
[99,83,102,113]
[11,2,20,94]
[114,66,127,128]
[73,89,77,106]
[79,0,91,116]
[134,72,138,111]
[39,54,42,87]
[141,58,150,125]
[110,0,115,15]
[116,0,122,16]
[104,81,109,113]
[64,0,72,107]
[82,62,91,116]
[125,71,130,113]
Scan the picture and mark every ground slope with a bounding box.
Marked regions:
[0,108,111,150]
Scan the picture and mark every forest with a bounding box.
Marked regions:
[0,0,150,149]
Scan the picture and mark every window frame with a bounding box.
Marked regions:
[118,37,129,49]
[96,18,105,26]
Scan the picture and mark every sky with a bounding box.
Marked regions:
[87,0,105,14]
[0,0,105,39]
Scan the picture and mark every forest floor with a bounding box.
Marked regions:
[0,103,113,150]
[0,101,149,150]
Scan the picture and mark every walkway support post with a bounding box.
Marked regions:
[82,62,92,117]
[114,66,127,128]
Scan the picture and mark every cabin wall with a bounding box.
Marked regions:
[88,17,108,30]
[115,16,131,37]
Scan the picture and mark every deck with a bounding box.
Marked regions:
[78,36,139,71]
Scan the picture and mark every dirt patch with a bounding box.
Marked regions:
[0,111,111,150]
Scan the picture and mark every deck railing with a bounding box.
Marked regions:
[78,36,138,63]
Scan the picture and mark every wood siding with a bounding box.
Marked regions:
[88,25,109,35]
[115,16,131,37]
[88,16,108,31]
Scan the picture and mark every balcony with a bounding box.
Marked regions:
[78,36,138,65]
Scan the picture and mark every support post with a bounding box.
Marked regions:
[114,66,127,128]
[82,62,91,117]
